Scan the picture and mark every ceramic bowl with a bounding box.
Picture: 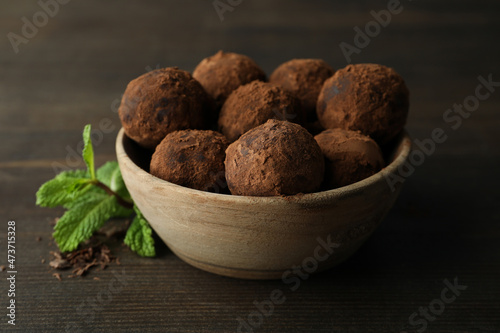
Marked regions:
[116,128,411,279]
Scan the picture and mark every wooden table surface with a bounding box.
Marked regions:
[1,0,499,332]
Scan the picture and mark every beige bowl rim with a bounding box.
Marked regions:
[116,127,411,204]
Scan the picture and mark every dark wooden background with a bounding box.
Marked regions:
[1,0,499,332]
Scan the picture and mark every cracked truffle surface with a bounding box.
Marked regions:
[225,119,324,196]
[314,129,384,189]
[316,63,409,145]
[193,51,267,108]
[218,81,303,142]
[270,59,334,122]
[150,130,229,192]
[118,67,209,150]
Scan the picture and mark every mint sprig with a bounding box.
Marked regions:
[36,124,155,257]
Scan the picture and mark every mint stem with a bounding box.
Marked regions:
[93,181,134,209]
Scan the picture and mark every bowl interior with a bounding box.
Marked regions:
[120,129,410,201]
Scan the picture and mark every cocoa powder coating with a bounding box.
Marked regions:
[270,59,334,122]
[314,128,384,189]
[218,81,304,142]
[119,67,210,150]
[316,63,409,145]
[225,119,324,196]
[150,130,229,192]
[193,51,267,108]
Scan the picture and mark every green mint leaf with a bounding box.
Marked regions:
[36,170,90,208]
[97,161,131,200]
[124,205,155,257]
[67,178,92,193]
[63,185,133,216]
[62,188,101,209]
[82,124,96,180]
[53,192,119,252]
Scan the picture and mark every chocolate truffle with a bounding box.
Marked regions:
[316,63,409,145]
[225,119,324,196]
[218,81,303,142]
[270,59,334,122]
[193,51,267,108]
[150,130,229,192]
[314,129,384,189]
[118,67,209,150]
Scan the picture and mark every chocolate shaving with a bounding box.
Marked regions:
[53,273,62,281]
[48,243,117,278]
[49,258,71,269]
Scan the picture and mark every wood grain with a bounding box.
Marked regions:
[0,0,499,332]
